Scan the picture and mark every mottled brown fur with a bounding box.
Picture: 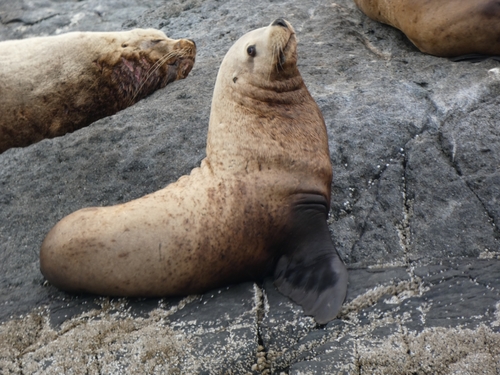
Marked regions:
[353,0,500,57]
[0,29,195,153]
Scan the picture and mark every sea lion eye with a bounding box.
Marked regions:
[247,45,256,57]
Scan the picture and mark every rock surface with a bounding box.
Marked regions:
[1,0,499,374]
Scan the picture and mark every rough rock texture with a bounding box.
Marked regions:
[1,0,499,374]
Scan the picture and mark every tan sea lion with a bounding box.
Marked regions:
[353,0,500,58]
[39,19,348,324]
[0,29,196,153]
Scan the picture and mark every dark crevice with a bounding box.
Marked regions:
[400,148,413,275]
[257,330,265,348]
[266,323,342,374]
[254,284,275,374]
[255,283,265,347]
[398,325,413,366]
[484,325,498,361]
[349,188,378,259]
[468,275,497,291]
[4,13,60,26]
[437,131,500,238]
[464,180,500,239]
[333,108,434,228]
[346,152,401,253]
[93,351,102,375]
[421,262,496,290]
[349,149,408,264]
[353,339,362,375]
[430,273,471,285]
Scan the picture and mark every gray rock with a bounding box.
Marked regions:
[287,259,500,374]
[1,0,499,373]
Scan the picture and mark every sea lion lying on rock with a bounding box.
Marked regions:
[0,29,196,153]
[40,19,348,324]
[353,0,500,58]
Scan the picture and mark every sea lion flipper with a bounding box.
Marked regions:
[274,244,348,325]
[274,197,348,325]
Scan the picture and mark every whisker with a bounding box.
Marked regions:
[127,50,188,106]
[127,51,176,106]
[268,43,277,82]
[277,42,285,71]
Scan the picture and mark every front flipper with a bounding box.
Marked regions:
[274,195,348,325]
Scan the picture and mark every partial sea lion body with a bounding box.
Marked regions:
[353,0,500,57]
[40,20,348,324]
[0,29,196,153]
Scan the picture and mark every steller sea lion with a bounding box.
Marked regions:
[0,29,196,153]
[353,0,500,58]
[39,19,348,324]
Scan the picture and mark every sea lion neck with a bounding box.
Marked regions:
[230,73,307,109]
[204,20,331,177]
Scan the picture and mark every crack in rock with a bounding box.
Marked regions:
[269,276,424,372]
[4,13,60,26]
[0,289,261,374]
[339,277,423,317]
[438,127,500,238]
[356,324,500,375]
[251,284,272,375]
[464,179,500,237]
[396,147,411,266]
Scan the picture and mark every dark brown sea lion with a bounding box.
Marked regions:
[353,0,500,58]
[39,19,348,324]
[0,29,196,153]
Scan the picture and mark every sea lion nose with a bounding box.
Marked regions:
[272,18,288,28]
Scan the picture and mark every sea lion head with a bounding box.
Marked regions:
[227,18,297,80]
[207,19,328,177]
[118,29,196,80]
[215,18,300,98]
[96,29,196,106]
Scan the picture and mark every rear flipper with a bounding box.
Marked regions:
[274,195,348,325]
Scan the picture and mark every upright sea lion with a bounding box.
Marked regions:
[40,19,348,324]
[0,29,196,153]
[353,0,500,58]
